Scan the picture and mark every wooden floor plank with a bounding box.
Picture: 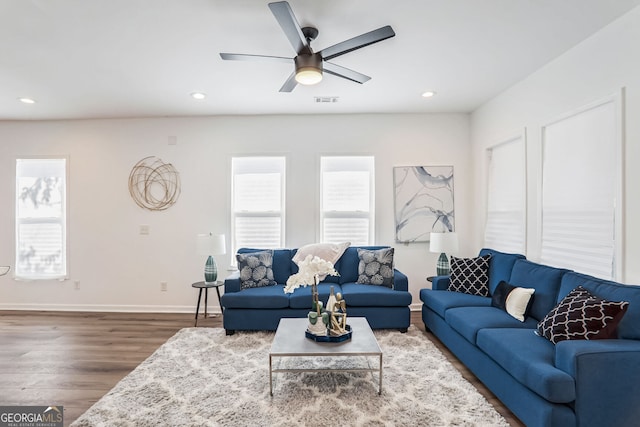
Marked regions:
[0,310,524,426]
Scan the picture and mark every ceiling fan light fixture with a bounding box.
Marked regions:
[294,54,323,85]
[295,67,323,85]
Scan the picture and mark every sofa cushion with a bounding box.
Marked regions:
[558,272,640,340]
[491,281,535,322]
[537,286,629,344]
[356,247,394,288]
[448,255,491,296]
[509,259,569,321]
[289,283,342,309]
[221,284,290,309]
[420,289,491,318]
[476,328,576,403]
[237,248,293,284]
[236,250,277,290]
[338,246,392,284]
[445,306,538,344]
[479,248,526,294]
[341,283,412,307]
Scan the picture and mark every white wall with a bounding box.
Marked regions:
[470,6,640,283]
[0,113,470,312]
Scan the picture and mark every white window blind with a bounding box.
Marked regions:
[321,156,374,245]
[232,157,285,252]
[15,158,67,280]
[541,99,619,279]
[484,136,526,254]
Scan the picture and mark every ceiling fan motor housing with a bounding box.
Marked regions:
[294,53,323,85]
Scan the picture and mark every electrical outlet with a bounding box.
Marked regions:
[160,282,168,292]
[140,225,150,235]
[74,280,80,290]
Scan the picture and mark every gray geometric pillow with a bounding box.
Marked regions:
[236,250,277,290]
[356,248,394,288]
[448,255,491,296]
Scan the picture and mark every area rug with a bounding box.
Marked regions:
[71,326,509,427]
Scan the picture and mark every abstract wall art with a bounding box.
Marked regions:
[128,156,181,211]
[393,166,455,242]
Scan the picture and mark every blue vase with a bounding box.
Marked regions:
[204,255,217,283]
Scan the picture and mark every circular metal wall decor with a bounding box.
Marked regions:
[128,156,181,211]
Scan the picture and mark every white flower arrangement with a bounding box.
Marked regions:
[284,255,339,294]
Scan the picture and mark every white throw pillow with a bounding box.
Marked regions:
[293,242,350,266]
[505,287,536,322]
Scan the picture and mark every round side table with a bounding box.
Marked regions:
[192,281,224,327]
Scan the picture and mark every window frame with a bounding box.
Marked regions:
[483,131,527,255]
[539,92,623,280]
[319,155,375,245]
[14,156,69,281]
[230,156,286,257]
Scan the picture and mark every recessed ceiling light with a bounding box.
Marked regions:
[18,97,36,104]
[421,91,436,98]
[190,92,206,100]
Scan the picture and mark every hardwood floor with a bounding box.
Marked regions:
[0,310,524,426]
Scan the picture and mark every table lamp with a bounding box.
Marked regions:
[196,233,226,283]
[0,266,10,276]
[429,232,459,276]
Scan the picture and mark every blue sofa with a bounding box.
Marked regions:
[420,248,640,427]
[222,246,412,334]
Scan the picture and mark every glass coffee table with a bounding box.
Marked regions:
[269,317,383,395]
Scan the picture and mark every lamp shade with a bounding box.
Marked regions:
[196,233,226,256]
[429,232,459,254]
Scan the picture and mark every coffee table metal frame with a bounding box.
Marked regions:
[269,317,383,395]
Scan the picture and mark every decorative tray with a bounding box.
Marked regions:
[305,325,352,342]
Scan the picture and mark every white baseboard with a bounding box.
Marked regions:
[0,303,221,314]
[0,302,418,315]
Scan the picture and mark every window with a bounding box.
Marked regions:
[231,157,285,252]
[484,135,527,254]
[541,96,621,280]
[15,158,67,280]
[320,156,374,245]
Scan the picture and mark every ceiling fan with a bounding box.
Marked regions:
[219,1,395,92]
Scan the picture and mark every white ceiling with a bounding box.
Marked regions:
[2,0,639,121]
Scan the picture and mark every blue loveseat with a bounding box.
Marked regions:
[221,246,412,334]
[420,248,640,427]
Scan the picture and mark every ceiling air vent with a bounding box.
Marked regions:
[314,96,339,103]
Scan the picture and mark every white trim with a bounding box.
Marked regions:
[614,88,626,282]
[410,302,423,311]
[0,303,217,313]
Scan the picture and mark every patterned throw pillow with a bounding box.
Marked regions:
[447,255,491,296]
[356,248,394,288]
[536,286,629,344]
[236,250,277,290]
[491,280,535,322]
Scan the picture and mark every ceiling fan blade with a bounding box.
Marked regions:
[319,25,395,61]
[220,53,292,63]
[324,62,371,84]
[279,72,298,92]
[268,1,309,54]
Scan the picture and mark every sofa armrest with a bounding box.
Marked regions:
[224,271,241,293]
[431,275,450,290]
[393,269,409,292]
[555,339,640,426]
